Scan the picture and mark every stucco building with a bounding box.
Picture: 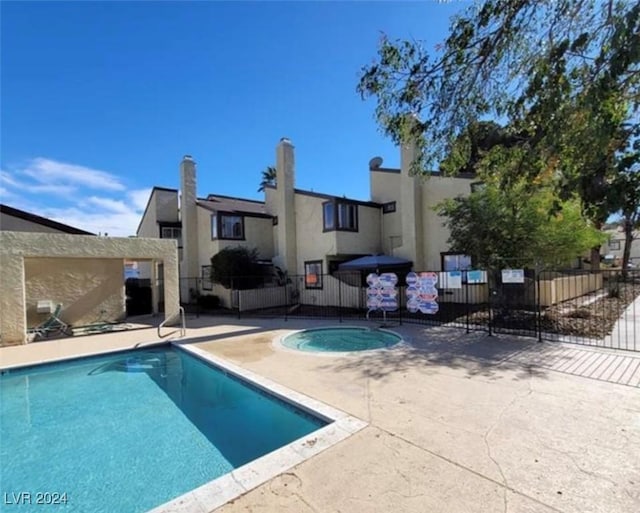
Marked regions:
[0,204,180,345]
[137,138,475,300]
[602,224,640,266]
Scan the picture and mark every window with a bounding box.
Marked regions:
[609,240,621,250]
[160,226,182,247]
[201,265,212,291]
[304,260,323,289]
[382,201,396,214]
[323,202,335,230]
[211,213,244,240]
[323,200,358,231]
[442,253,472,271]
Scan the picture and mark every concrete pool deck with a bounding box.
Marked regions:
[2,316,639,513]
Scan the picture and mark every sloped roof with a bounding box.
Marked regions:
[0,204,95,235]
[197,194,271,218]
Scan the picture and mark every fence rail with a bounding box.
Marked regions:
[171,268,640,352]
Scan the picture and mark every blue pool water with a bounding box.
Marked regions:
[282,327,402,352]
[0,346,326,513]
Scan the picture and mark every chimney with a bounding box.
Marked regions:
[274,138,297,275]
[180,155,199,299]
[399,117,424,268]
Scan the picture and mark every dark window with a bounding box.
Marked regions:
[304,260,323,289]
[441,253,472,271]
[323,202,335,230]
[201,265,212,291]
[323,200,358,231]
[160,226,182,247]
[382,201,396,214]
[211,213,245,240]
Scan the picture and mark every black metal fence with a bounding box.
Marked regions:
[174,269,640,352]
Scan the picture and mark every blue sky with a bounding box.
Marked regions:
[1,0,468,236]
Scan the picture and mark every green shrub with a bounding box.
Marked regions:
[210,246,265,289]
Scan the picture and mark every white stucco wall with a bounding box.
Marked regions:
[0,232,179,345]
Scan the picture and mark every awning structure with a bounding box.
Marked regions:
[338,254,413,272]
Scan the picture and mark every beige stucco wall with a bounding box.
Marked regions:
[335,205,381,256]
[0,232,180,345]
[24,258,125,328]
[137,189,179,280]
[293,194,382,276]
[197,207,274,278]
[137,189,179,238]
[370,170,400,204]
[420,176,472,270]
[294,194,337,276]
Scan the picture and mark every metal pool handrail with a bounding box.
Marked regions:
[158,306,186,338]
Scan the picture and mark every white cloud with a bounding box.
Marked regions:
[1,158,152,236]
[128,188,152,212]
[22,158,125,191]
[86,196,132,215]
[39,206,141,237]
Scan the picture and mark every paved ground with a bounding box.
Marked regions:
[2,316,639,513]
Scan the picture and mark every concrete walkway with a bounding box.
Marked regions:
[188,318,640,513]
[606,293,640,352]
[1,317,639,513]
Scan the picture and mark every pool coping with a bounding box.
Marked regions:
[147,343,368,513]
[272,325,409,357]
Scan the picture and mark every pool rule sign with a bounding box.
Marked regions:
[366,272,399,311]
[406,272,439,314]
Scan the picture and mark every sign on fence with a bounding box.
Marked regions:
[502,269,525,284]
[406,272,439,314]
[366,272,398,312]
[467,270,487,284]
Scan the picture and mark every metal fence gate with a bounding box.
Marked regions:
[174,268,640,352]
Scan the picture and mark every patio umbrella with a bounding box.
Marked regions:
[338,254,413,273]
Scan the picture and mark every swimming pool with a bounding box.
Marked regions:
[0,346,329,513]
[281,326,402,353]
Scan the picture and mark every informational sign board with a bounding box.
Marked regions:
[466,270,487,284]
[442,271,462,289]
[502,269,525,284]
[366,272,398,312]
[406,272,439,314]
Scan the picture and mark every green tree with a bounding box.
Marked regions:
[358,0,640,268]
[610,135,640,274]
[210,246,264,289]
[437,182,605,269]
[257,166,277,192]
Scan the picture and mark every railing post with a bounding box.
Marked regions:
[338,274,343,323]
[536,269,543,343]
[466,278,470,334]
[284,278,288,322]
[488,270,493,337]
